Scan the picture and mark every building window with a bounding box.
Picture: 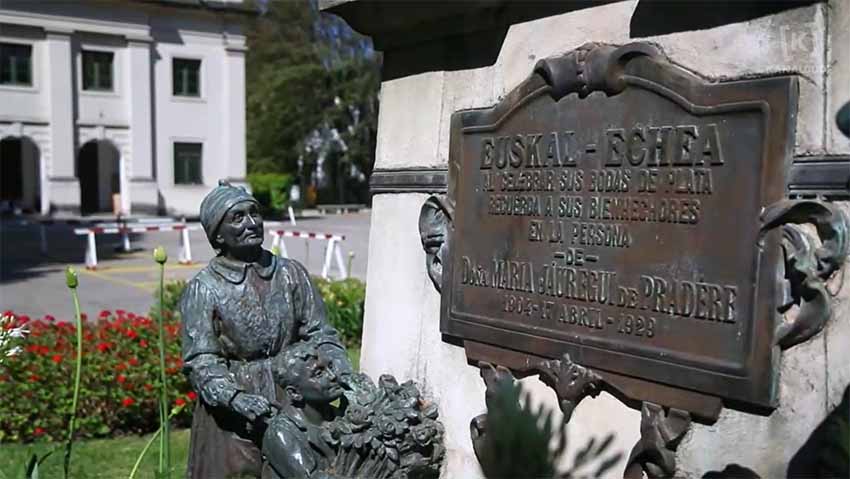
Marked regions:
[0,43,32,86]
[173,58,201,97]
[174,142,202,185]
[82,50,114,91]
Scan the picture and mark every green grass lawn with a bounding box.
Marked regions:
[0,347,360,478]
[0,429,190,479]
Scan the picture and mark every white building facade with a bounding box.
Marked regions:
[0,0,250,217]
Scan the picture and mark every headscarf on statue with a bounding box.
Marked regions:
[199,180,259,246]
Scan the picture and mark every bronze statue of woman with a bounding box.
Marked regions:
[179,181,353,479]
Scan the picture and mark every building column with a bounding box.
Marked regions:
[45,28,78,214]
[127,35,158,215]
[223,37,247,184]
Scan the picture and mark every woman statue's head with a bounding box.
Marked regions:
[200,180,264,257]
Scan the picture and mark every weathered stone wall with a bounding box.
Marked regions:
[360,1,849,477]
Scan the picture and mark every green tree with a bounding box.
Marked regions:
[245,1,324,174]
[245,0,380,205]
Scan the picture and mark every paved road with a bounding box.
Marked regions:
[0,212,371,322]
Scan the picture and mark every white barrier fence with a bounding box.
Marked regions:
[38,217,183,255]
[269,229,347,279]
[74,223,199,269]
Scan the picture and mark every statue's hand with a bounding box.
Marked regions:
[231,392,274,422]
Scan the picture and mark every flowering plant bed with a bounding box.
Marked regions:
[0,276,365,446]
[0,311,194,443]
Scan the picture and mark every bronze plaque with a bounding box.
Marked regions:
[441,43,797,409]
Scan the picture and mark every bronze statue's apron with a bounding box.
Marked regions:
[186,358,280,479]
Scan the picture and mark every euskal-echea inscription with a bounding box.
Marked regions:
[472,121,731,324]
[441,43,798,410]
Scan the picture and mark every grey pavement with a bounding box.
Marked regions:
[0,211,371,322]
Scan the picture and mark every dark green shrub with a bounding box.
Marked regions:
[150,279,187,323]
[313,277,366,349]
[247,173,294,213]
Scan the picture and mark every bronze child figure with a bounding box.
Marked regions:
[264,341,447,479]
[262,341,344,479]
[180,181,353,479]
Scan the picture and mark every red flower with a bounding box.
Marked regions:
[139,340,148,348]
[51,354,63,364]
[187,391,198,401]
[26,344,39,353]
[116,363,127,372]
[125,329,138,339]
[97,342,110,353]
[33,427,45,436]
[116,309,126,316]
[99,310,111,318]
[128,357,139,366]
[175,398,186,407]
[28,374,40,382]
[121,397,135,407]
[165,324,179,337]
[80,313,88,320]
[44,314,55,322]
[117,374,127,384]
[38,346,50,355]
[144,383,154,391]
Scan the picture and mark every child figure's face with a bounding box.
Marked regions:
[287,351,344,404]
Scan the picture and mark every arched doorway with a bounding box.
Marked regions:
[77,140,120,214]
[0,136,41,214]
